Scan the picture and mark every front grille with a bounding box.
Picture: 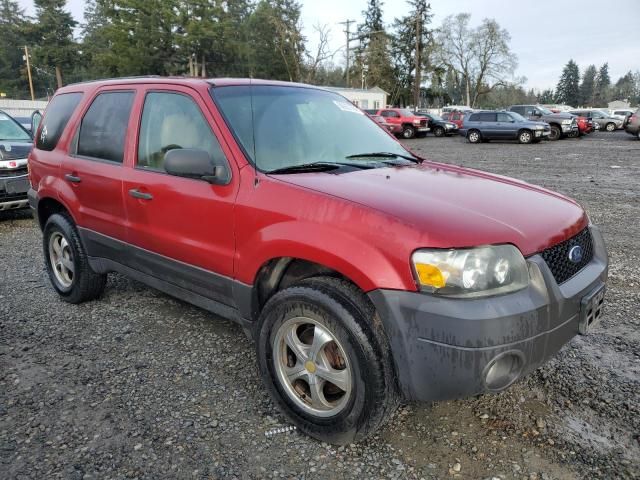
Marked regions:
[0,167,28,178]
[541,228,594,284]
[0,193,27,202]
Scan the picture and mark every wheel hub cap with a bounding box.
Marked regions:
[273,317,353,417]
[48,232,74,288]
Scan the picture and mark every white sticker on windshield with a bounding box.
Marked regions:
[334,100,364,115]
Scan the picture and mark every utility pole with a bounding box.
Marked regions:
[413,9,422,110]
[339,19,356,87]
[23,46,35,101]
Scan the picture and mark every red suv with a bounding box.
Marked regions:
[28,78,608,444]
[373,108,429,138]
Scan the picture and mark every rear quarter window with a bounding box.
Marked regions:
[36,92,83,151]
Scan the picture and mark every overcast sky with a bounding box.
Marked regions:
[17,0,640,91]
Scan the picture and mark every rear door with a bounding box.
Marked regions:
[122,85,238,306]
[62,87,136,242]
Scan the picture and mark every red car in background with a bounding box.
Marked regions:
[441,111,466,129]
[575,115,597,136]
[368,114,403,136]
[371,108,429,139]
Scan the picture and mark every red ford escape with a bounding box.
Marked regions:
[28,78,608,444]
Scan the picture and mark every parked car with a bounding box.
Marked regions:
[368,114,403,135]
[507,105,578,140]
[575,115,596,136]
[610,109,634,122]
[371,108,429,138]
[415,112,459,137]
[441,111,465,129]
[459,110,550,144]
[624,108,640,139]
[0,110,37,212]
[569,109,623,132]
[29,77,608,444]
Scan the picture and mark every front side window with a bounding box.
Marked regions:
[36,92,83,151]
[497,113,513,122]
[77,91,134,163]
[0,112,31,142]
[137,91,227,172]
[212,85,412,173]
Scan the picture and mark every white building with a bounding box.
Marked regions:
[0,99,48,117]
[324,86,388,110]
[607,100,631,110]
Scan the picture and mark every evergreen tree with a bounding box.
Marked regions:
[613,71,635,101]
[579,64,597,106]
[390,0,432,106]
[356,0,394,92]
[0,0,30,98]
[555,59,580,106]
[31,0,77,88]
[537,89,555,104]
[594,62,611,105]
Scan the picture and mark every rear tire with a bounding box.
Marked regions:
[256,276,398,444]
[402,125,416,139]
[605,122,616,132]
[434,126,445,137]
[548,125,561,141]
[43,213,107,303]
[467,130,482,143]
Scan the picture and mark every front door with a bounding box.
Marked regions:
[122,86,238,306]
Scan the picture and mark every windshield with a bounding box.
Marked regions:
[537,106,553,115]
[0,113,31,141]
[509,111,527,121]
[212,86,411,172]
[429,113,443,121]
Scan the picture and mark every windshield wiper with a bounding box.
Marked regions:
[345,152,421,163]
[266,162,345,174]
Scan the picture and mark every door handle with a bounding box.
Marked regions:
[65,173,81,183]
[129,188,153,200]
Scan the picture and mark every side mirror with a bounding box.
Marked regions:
[31,110,43,139]
[164,148,229,185]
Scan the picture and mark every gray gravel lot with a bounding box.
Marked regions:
[1,131,639,480]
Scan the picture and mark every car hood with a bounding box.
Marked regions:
[0,141,32,161]
[275,162,587,256]
[544,112,574,119]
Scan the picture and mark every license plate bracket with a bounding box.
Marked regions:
[579,284,605,335]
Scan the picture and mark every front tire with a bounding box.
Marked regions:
[467,129,482,143]
[402,125,416,139]
[43,213,107,303]
[518,130,533,144]
[605,122,616,132]
[434,126,445,137]
[256,277,398,444]
[548,125,561,141]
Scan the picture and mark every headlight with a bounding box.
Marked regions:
[411,245,529,298]
[413,119,422,125]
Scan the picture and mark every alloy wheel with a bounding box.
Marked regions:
[48,231,74,288]
[273,317,352,418]
[468,131,480,143]
[520,132,532,143]
[606,123,615,132]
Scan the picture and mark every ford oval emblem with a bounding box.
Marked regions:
[568,245,583,264]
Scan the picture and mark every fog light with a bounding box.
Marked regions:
[483,351,525,391]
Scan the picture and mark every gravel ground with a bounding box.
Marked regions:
[1,131,639,480]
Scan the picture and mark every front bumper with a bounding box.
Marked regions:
[0,173,30,211]
[369,226,608,402]
[561,124,579,134]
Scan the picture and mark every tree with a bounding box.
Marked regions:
[0,0,31,98]
[537,88,555,104]
[434,13,517,107]
[594,62,611,105]
[354,0,394,92]
[30,0,77,88]
[579,64,597,106]
[612,71,636,101]
[303,24,340,83]
[555,59,580,106]
[246,0,305,81]
[390,0,432,106]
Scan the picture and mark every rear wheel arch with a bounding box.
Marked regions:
[37,197,74,231]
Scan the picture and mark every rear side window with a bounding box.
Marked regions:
[477,113,496,122]
[77,91,134,163]
[510,106,524,115]
[36,92,83,151]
